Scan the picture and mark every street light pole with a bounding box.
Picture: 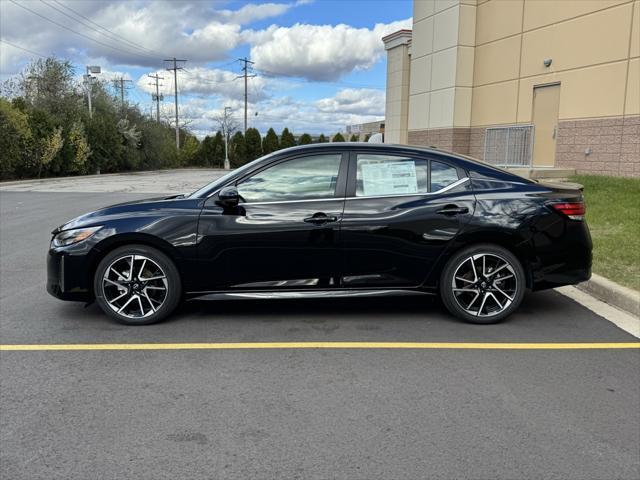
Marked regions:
[85,65,101,119]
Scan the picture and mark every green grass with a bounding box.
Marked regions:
[570,175,640,291]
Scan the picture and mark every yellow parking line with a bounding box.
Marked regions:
[1,342,639,351]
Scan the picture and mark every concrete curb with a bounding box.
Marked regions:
[577,274,639,318]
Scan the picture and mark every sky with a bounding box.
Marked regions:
[0,0,413,137]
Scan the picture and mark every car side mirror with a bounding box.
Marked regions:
[217,186,240,207]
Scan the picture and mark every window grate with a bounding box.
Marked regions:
[484,125,533,167]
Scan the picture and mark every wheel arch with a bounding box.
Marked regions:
[427,230,535,290]
[87,233,184,297]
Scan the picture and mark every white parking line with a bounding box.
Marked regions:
[556,286,640,338]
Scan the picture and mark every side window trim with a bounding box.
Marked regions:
[234,151,348,204]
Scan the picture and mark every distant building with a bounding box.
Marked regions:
[383,0,639,177]
[343,120,385,141]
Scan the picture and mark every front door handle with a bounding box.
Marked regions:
[436,205,469,215]
[304,213,338,225]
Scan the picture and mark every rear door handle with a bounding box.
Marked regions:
[304,213,338,225]
[436,205,469,215]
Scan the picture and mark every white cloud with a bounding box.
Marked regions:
[153,87,384,139]
[216,2,300,25]
[315,88,385,116]
[249,18,412,81]
[0,1,317,72]
[136,67,275,102]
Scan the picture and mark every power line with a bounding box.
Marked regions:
[181,68,237,85]
[0,39,49,58]
[9,0,161,62]
[48,0,167,58]
[37,0,162,61]
[215,58,241,70]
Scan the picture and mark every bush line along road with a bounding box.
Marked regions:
[0,170,638,480]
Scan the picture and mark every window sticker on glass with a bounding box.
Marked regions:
[360,161,418,196]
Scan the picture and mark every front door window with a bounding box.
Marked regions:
[238,154,342,203]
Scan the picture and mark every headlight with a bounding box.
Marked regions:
[52,226,103,247]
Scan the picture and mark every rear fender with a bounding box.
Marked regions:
[422,229,536,291]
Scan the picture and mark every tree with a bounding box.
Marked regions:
[230,131,247,167]
[213,109,238,148]
[263,127,279,154]
[245,127,262,161]
[179,135,200,166]
[298,133,312,145]
[0,98,32,179]
[332,132,345,142]
[212,131,225,167]
[67,121,91,174]
[280,127,296,149]
[0,56,210,179]
[364,133,371,142]
[317,134,327,143]
[350,134,359,142]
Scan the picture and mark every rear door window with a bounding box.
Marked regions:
[430,160,459,191]
[354,154,459,197]
[355,154,429,197]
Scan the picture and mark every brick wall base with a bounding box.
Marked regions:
[408,116,640,178]
[408,128,470,154]
[556,116,639,177]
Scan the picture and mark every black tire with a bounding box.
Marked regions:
[94,245,182,325]
[440,244,525,324]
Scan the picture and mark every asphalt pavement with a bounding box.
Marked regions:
[1,189,639,480]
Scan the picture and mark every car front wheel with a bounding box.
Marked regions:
[94,245,182,325]
[440,244,525,324]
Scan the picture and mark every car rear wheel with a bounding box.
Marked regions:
[94,245,181,325]
[440,244,525,324]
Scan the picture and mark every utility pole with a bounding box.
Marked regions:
[223,106,232,170]
[147,73,164,123]
[237,57,255,133]
[113,77,133,111]
[165,57,186,150]
[164,57,186,150]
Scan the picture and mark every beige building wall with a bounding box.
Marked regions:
[405,0,476,151]
[385,0,640,177]
[383,30,412,144]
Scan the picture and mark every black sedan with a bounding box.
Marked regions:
[47,143,592,325]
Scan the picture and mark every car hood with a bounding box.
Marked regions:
[54,194,200,233]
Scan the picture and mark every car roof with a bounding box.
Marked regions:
[274,142,441,154]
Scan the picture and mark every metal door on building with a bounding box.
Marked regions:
[532,83,561,167]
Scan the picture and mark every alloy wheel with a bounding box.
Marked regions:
[102,254,168,319]
[450,253,518,318]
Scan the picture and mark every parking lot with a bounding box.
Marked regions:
[1,171,639,480]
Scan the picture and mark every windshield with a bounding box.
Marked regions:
[188,156,268,198]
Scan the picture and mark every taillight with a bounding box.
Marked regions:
[550,201,585,221]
